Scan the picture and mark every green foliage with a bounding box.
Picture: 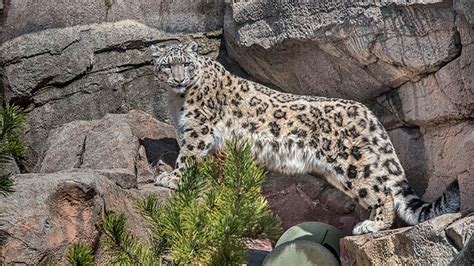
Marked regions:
[0,103,27,159]
[66,243,94,266]
[102,211,160,265]
[0,103,26,196]
[0,174,15,196]
[103,139,282,265]
[136,139,282,265]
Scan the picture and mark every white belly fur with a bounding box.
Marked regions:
[212,123,349,192]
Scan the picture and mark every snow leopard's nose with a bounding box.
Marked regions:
[172,66,186,84]
[174,74,185,84]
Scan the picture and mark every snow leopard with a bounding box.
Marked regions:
[150,41,460,235]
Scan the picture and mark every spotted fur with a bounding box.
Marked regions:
[151,42,460,235]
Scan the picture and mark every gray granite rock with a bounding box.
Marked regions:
[224,0,460,102]
[0,21,219,171]
[341,213,467,265]
[36,110,178,188]
[1,0,225,43]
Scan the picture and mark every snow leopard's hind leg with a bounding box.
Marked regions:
[352,191,396,235]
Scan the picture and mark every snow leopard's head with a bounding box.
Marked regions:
[151,41,199,94]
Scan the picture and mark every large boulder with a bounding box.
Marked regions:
[340,213,473,265]
[0,20,221,171]
[0,110,176,264]
[0,171,103,264]
[36,110,179,186]
[0,171,171,264]
[373,44,473,129]
[420,121,473,211]
[224,0,460,102]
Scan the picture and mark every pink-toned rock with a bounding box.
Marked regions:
[262,173,368,236]
[0,171,171,264]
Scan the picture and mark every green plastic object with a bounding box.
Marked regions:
[275,222,343,257]
[262,240,340,266]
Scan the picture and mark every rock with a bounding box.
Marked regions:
[455,0,474,46]
[0,159,20,176]
[384,121,473,211]
[420,121,473,211]
[0,170,170,264]
[37,110,178,187]
[340,213,465,265]
[0,110,175,264]
[373,44,473,129]
[136,146,156,184]
[105,1,225,33]
[225,0,471,228]
[446,216,474,250]
[0,172,102,264]
[224,1,460,102]
[387,127,428,196]
[1,0,225,42]
[262,173,367,236]
[0,20,221,171]
[449,235,474,266]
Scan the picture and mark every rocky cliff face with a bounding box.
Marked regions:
[0,111,174,264]
[0,0,472,264]
[224,0,473,213]
[0,20,223,172]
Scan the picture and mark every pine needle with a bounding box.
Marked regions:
[66,243,94,266]
[105,139,282,265]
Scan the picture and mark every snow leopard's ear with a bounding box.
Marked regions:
[150,44,166,59]
[185,41,198,54]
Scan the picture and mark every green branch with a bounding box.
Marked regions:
[66,243,94,266]
[103,139,282,265]
[0,103,26,196]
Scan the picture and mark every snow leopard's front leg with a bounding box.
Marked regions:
[154,128,215,189]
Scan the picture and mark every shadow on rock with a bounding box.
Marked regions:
[141,137,180,167]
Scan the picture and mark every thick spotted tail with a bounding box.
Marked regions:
[393,180,460,225]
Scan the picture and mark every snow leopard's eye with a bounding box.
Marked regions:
[161,63,171,69]
[184,62,193,67]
